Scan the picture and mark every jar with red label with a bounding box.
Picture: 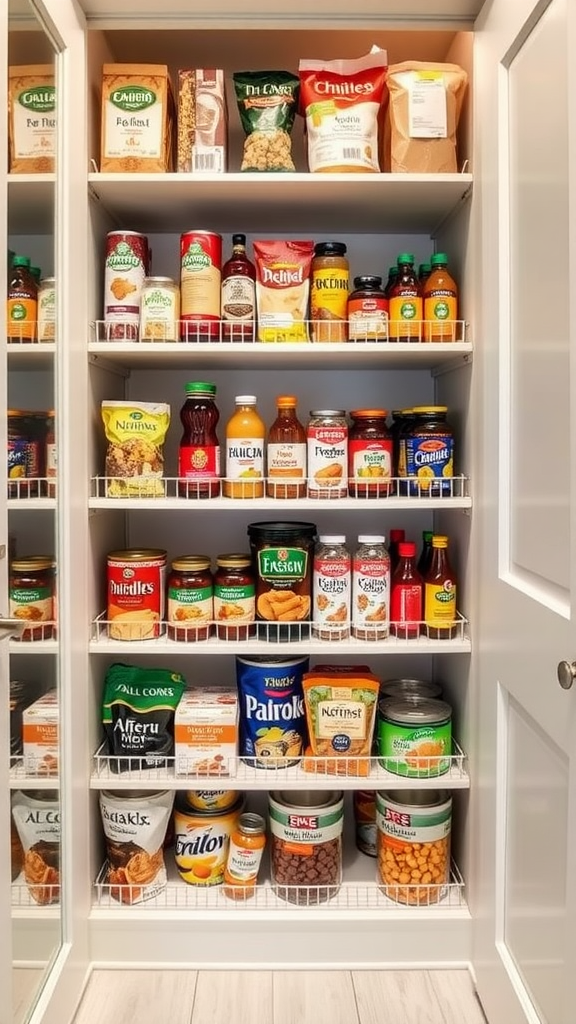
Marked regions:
[312,535,351,640]
[9,557,56,641]
[352,535,390,641]
[214,554,256,641]
[167,555,213,642]
[178,381,220,499]
[307,410,348,499]
[347,276,388,342]
[348,410,394,498]
[103,230,150,341]
[107,549,167,641]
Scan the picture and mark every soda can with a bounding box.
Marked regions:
[180,230,222,341]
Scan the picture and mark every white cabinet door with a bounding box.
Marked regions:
[473,0,576,1021]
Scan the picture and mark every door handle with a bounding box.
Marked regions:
[557,661,576,690]
[0,618,25,641]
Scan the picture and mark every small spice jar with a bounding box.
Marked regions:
[139,276,180,342]
[310,242,349,343]
[167,555,213,642]
[223,811,267,900]
[348,410,394,498]
[347,276,388,342]
[214,554,256,641]
[9,557,56,641]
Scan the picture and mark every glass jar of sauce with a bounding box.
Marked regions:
[178,381,220,499]
[310,242,349,343]
[348,410,394,498]
[167,555,213,642]
[139,276,180,342]
[307,410,348,499]
[9,557,56,641]
[214,554,256,641]
[347,276,388,342]
[406,406,454,496]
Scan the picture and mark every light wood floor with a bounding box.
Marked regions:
[72,969,488,1024]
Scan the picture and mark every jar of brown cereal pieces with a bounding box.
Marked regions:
[376,789,451,905]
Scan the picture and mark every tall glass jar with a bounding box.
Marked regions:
[177,381,220,499]
[307,409,348,499]
[352,535,390,641]
[348,409,393,498]
[313,535,351,640]
[214,554,256,641]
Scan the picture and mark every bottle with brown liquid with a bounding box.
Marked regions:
[266,395,307,499]
[423,534,457,639]
[221,234,256,341]
[423,253,459,342]
[7,256,38,343]
[388,253,422,343]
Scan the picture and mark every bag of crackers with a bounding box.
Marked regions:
[234,71,300,172]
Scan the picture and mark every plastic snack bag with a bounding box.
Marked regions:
[233,71,300,172]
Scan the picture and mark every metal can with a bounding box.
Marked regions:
[377,696,452,777]
[180,230,222,341]
[236,655,309,767]
[104,230,150,340]
[173,793,245,886]
[269,790,344,904]
[9,557,56,641]
[376,789,451,904]
[353,790,377,857]
[307,410,348,499]
[139,276,180,342]
[185,790,238,812]
[37,277,56,342]
[247,521,317,642]
[107,548,167,641]
[379,678,443,701]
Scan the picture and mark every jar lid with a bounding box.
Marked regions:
[318,535,346,544]
[380,789,450,810]
[353,275,382,288]
[350,409,388,419]
[185,381,216,396]
[145,276,175,285]
[379,695,452,725]
[380,678,443,699]
[431,253,448,266]
[397,253,415,264]
[235,395,257,404]
[11,557,54,571]
[411,405,448,414]
[108,549,167,561]
[357,535,385,544]
[171,555,212,571]
[216,553,252,569]
[247,521,317,540]
[314,242,347,257]
[238,812,266,834]
[309,409,346,418]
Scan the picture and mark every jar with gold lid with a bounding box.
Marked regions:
[214,554,256,641]
[167,555,213,642]
[9,557,56,641]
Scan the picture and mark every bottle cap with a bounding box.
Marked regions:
[398,542,416,557]
[185,381,216,396]
[314,241,347,257]
[418,263,431,274]
[276,395,297,407]
[422,531,434,542]
[390,529,405,543]
[29,266,42,280]
[397,253,415,265]
[319,535,346,544]
[431,253,448,266]
[358,535,385,545]
[432,535,449,548]
[232,233,247,246]
[235,395,257,404]
[12,255,31,267]
[350,409,388,419]
[238,812,266,834]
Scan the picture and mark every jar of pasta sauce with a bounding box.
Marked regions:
[348,410,394,498]
[9,557,56,641]
[214,554,256,641]
[167,555,213,642]
[347,276,388,342]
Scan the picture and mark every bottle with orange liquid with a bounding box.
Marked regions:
[223,812,267,900]
[224,395,265,499]
[266,395,307,499]
[423,253,459,342]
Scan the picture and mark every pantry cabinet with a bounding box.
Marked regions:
[2,0,575,1022]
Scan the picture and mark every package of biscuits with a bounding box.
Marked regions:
[100,64,175,172]
[302,670,380,776]
[8,65,56,173]
[99,789,174,904]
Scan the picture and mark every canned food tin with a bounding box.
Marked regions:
[185,790,238,812]
[376,789,451,904]
[180,230,222,340]
[247,521,317,641]
[107,548,167,641]
[236,655,309,767]
[353,790,377,857]
[379,678,443,701]
[9,557,56,641]
[139,276,180,342]
[104,230,150,340]
[37,278,56,342]
[377,696,452,777]
[269,790,344,904]
[173,793,244,885]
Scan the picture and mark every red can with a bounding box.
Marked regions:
[107,548,167,641]
[104,231,150,341]
[180,230,222,341]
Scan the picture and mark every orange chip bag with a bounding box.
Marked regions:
[254,240,314,342]
[299,51,388,173]
[302,671,380,776]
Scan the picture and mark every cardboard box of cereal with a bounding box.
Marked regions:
[177,69,227,173]
[101,63,174,172]
[9,65,56,173]
[22,690,59,775]
[174,687,238,777]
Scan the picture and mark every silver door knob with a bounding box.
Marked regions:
[557,661,576,689]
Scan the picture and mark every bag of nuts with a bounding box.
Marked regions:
[233,71,300,172]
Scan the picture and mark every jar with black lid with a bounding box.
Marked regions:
[348,410,394,498]
[214,554,256,641]
[405,406,455,497]
[310,242,349,343]
[396,410,416,496]
[167,555,213,641]
[9,557,56,641]
[347,276,388,342]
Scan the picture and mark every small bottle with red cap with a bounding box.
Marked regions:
[390,541,423,639]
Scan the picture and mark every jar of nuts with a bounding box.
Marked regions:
[269,790,343,905]
[375,789,451,905]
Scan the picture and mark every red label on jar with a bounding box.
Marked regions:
[391,583,422,623]
[348,439,393,478]
[178,445,220,479]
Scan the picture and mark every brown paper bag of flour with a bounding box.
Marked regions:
[386,62,468,174]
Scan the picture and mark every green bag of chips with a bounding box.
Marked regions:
[102,663,186,773]
[233,70,299,172]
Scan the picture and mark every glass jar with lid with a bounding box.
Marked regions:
[347,276,388,342]
[405,406,454,497]
[9,557,56,641]
[139,276,180,342]
[310,242,349,343]
[166,555,213,641]
[348,410,394,498]
[313,535,351,641]
[214,554,256,641]
[351,535,390,641]
[307,410,348,499]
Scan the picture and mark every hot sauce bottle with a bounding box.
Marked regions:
[221,233,256,341]
[178,381,220,499]
[388,253,422,343]
[424,534,457,639]
[266,395,307,499]
[390,541,423,639]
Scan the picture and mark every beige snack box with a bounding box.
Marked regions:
[177,69,227,174]
[9,65,56,173]
[22,690,59,776]
[174,687,238,777]
[101,63,174,172]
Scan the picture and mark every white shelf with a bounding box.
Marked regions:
[7,342,56,370]
[8,497,57,511]
[10,758,60,790]
[11,876,60,913]
[9,637,59,655]
[90,745,470,791]
[7,175,55,235]
[88,172,472,235]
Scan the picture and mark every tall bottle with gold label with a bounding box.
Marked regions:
[388,253,422,343]
[7,256,38,343]
[423,535,457,639]
[224,395,265,499]
[423,253,459,342]
[310,242,349,343]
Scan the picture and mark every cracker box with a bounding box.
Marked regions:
[177,69,227,174]
[22,690,59,776]
[174,687,238,777]
[101,63,175,172]
[9,65,56,173]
